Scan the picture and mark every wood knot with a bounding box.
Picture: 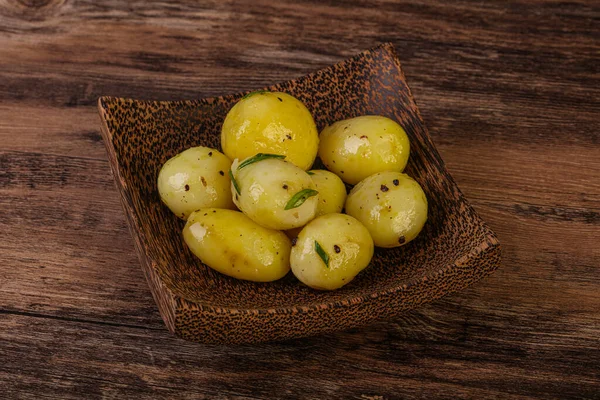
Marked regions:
[2,0,67,22]
[20,0,58,7]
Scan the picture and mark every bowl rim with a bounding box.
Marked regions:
[97,42,501,316]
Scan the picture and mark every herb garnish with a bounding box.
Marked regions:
[237,153,285,170]
[284,189,318,210]
[314,241,329,268]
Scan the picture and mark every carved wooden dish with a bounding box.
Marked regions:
[97,43,501,344]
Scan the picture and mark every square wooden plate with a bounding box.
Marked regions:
[97,43,501,344]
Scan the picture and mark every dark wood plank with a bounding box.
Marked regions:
[1,310,598,399]
[0,0,599,397]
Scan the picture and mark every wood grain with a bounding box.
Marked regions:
[0,0,598,397]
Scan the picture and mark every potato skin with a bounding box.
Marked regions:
[232,157,318,230]
[183,209,291,282]
[157,147,235,220]
[318,115,410,184]
[284,170,346,239]
[308,170,347,216]
[290,213,374,290]
[221,92,319,170]
[345,171,427,248]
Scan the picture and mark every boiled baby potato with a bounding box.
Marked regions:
[231,155,318,230]
[345,171,427,248]
[221,91,319,170]
[157,146,235,220]
[318,115,410,184]
[183,209,291,282]
[284,170,346,239]
[290,213,374,290]
[309,169,347,216]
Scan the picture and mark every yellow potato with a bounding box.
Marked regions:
[318,115,410,184]
[231,156,318,230]
[157,146,235,220]
[290,213,374,290]
[221,91,319,170]
[345,172,427,248]
[308,169,347,216]
[183,209,291,282]
[284,170,346,238]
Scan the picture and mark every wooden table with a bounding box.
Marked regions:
[1,1,598,398]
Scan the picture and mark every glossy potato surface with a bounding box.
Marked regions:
[157,146,235,220]
[183,209,291,282]
[318,115,410,184]
[309,169,347,216]
[290,213,374,290]
[232,157,318,230]
[345,171,427,248]
[221,91,319,170]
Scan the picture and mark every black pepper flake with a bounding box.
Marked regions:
[291,237,298,246]
[201,176,207,187]
[334,245,341,253]
[212,210,216,213]
[204,213,208,216]
[277,97,283,102]
[208,152,213,156]
[286,134,292,140]
[219,170,225,176]
[282,184,288,189]
[340,170,344,174]
[398,236,406,244]
[360,135,368,139]
[393,179,399,186]
[184,184,190,191]
[381,184,389,192]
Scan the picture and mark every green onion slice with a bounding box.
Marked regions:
[237,153,285,170]
[284,189,318,210]
[229,169,241,195]
[314,240,329,268]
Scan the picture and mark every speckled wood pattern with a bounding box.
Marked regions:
[97,43,500,344]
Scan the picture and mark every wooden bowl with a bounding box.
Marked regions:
[97,43,500,344]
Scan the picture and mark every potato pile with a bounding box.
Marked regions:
[157,91,427,290]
